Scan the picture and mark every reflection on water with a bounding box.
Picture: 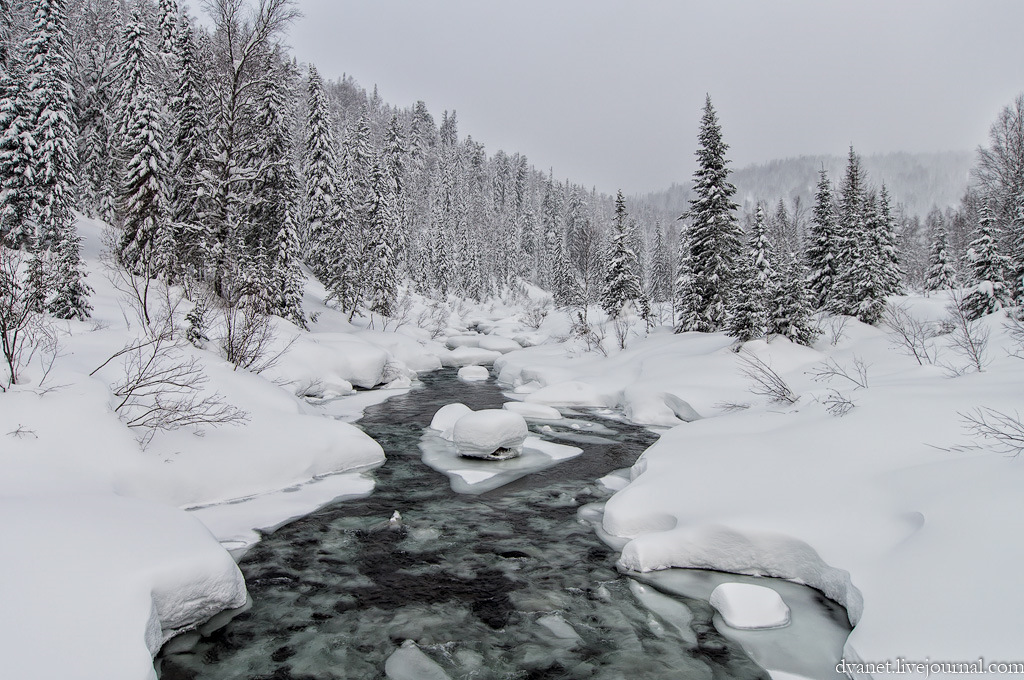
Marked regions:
[159,369,840,680]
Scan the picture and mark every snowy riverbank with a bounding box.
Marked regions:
[495,298,1024,677]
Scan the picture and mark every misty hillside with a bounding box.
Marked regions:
[640,150,975,219]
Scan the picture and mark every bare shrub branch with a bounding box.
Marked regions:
[943,290,990,374]
[1,248,60,391]
[807,355,870,389]
[821,389,856,417]
[818,313,850,347]
[960,408,1024,456]
[738,350,798,404]
[883,304,939,366]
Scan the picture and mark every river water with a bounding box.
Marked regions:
[159,368,848,680]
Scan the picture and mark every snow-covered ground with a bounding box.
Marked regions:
[4,215,1022,678]
[495,298,1024,676]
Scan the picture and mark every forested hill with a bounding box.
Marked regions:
[638,150,975,219]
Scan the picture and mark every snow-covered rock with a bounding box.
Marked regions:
[442,346,502,367]
[478,336,522,353]
[503,401,562,420]
[385,640,451,680]
[524,380,613,408]
[429,403,473,440]
[452,409,529,459]
[457,365,490,382]
[446,335,482,350]
[709,582,791,630]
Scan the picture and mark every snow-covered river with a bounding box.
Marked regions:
[158,368,849,679]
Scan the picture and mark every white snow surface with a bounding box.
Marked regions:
[429,402,473,440]
[709,582,791,630]
[452,409,529,458]
[502,400,563,420]
[493,298,1024,674]
[384,640,451,680]
[0,494,246,680]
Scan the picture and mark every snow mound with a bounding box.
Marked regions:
[429,403,473,440]
[442,346,501,367]
[0,495,246,680]
[446,335,482,350]
[709,582,791,630]
[502,401,562,420]
[478,336,522,353]
[524,380,613,408]
[452,409,529,459]
[457,365,490,382]
[385,640,451,680]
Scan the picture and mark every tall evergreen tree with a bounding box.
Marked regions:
[727,206,773,342]
[364,156,399,318]
[676,96,741,332]
[962,204,1012,319]
[805,168,838,309]
[303,63,338,278]
[649,221,672,303]
[769,255,819,346]
[923,220,957,294]
[601,190,643,318]
[0,58,34,246]
[876,185,904,295]
[47,222,92,319]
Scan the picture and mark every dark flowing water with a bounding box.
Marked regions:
[158,369,780,680]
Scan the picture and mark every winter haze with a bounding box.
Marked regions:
[288,0,1024,194]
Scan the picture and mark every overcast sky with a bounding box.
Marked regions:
[281,0,1024,195]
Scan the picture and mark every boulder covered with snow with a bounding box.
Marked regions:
[503,401,562,420]
[429,403,473,440]
[442,346,502,367]
[452,409,529,459]
[446,335,483,350]
[709,582,790,630]
[478,336,522,354]
[457,365,490,382]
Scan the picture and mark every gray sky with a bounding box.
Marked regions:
[283,0,1024,195]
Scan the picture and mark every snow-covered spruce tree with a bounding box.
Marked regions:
[805,168,839,309]
[601,190,644,318]
[845,191,888,325]
[676,95,742,332]
[24,0,79,249]
[876,185,904,296]
[248,54,305,328]
[673,227,699,331]
[364,156,399,318]
[727,205,773,342]
[962,204,1013,319]
[167,18,209,278]
[382,114,408,269]
[923,219,957,294]
[552,237,583,308]
[830,147,871,319]
[116,14,172,279]
[47,221,92,320]
[648,221,673,304]
[0,57,35,247]
[768,254,819,346]
[157,0,178,57]
[302,63,338,279]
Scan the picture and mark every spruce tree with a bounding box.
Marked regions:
[600,190,643,318]
[649,221,672,304]
[923,220,957,294]
[805,168,838,309]
[47,222,92,319]
[962,205,1012,319]
[769,255,819,346]
[0,59,35,246]
[726,206,773,342]
[364,157,399,318]
[303,64,338,279]
[677,95,741,332]
[876,185,904,295]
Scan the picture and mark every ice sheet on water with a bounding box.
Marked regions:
[384,640,451,680]
[419,432,582,494]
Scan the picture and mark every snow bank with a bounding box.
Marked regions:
[442,345,502,367]
[0,494,246,680]
[502,401,562,420]
[710,582,791,630]
[498,300,1024,672]
[452,409,529,459]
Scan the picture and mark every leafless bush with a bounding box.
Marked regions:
[714,401,751,412]
[611,313,638,350]
[220,301,288,373]
[379,290,414,331]
[883,304,939,366]
[416,300,450,339]
[738,350,798,405]
[92,324,247,447]
[1,248,60,391]
[821,389,856,417]
[571,311,607,356]
[818,314,850,346]
[943,291,990,374]
[807,355,870,389]
[960,408,1024,456]
[520,300,550,330]
[1004,312,1024,360]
